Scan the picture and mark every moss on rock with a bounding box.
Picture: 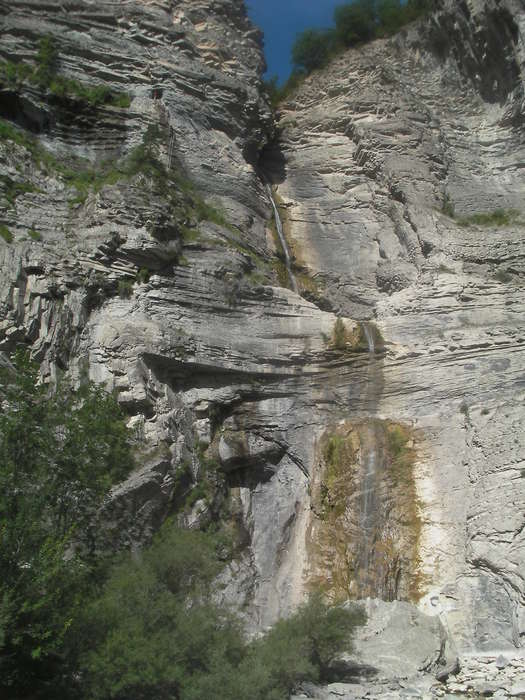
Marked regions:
[306,420,425,604]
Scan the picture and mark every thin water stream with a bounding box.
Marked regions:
[362,322,375,355]
[357,322,380,594]
[266,184,298,293]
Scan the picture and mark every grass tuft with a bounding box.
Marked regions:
[117,278,134,299]
[0,225,13,243]
[457,208,519,227]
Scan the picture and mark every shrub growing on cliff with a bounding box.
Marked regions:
[35,35,59,86]
[0,35,130,108]
[0,224,13,243]
[286,0,433,86]
[335,0,432,46]
[334,0,376,46]
[0,350,134,698]
[264,71,306,108]
[292,29,336,73]
[332,318,348,350]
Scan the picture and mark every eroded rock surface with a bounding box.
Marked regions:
[0,0,524,688]
[272,0,525,655]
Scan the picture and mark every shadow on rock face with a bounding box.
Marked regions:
[0,90,50,133]
[258,138,286,184]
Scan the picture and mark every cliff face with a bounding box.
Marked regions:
[1,0,524,683]
[0,0,340,632]
[271,0,525,656]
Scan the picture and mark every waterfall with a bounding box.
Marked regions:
[362,322,375,355]
[357,323,378,594]
[359,424,377,579]
[266,184,298,293]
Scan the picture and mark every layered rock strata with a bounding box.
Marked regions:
[271,0,525,656]
[0,0,524,684]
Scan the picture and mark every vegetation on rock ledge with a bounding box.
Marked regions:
[0,118,233,240]
[441,195,521,228]
[0,36,130,108]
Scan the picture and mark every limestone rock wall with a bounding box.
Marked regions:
[0,0,342,631]
[272,0,525,653]
[0,0,524,665]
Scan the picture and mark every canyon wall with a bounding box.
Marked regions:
[0,0,524,680]
[271,0,525,654]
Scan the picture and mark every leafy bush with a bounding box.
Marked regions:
[292,29,336,73]
[117,278,134,298]
[81,526,366,700]
[35,35,59,86]
[285,0,433,85]
[264,71,307,108]
[386,423,414,484]
[181,594,365,700]
[457,208,518,227]
[0,118,34,148]
[332,317,348,350]
[377,0,412,34]
[0,350,134,698]
[136,267,150,284]
[0,174,37,208]
[493,269,513,283]
[334,0,376,46]
[441,199,520,227]
[335,0,432,46]
[0,224,13,242]
[80,524,241,700]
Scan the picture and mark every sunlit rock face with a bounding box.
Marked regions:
[0,0,348,631]
[0,0,524,678]
[272,0,525,654]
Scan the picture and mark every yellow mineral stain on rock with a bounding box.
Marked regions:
[305,419,426,604]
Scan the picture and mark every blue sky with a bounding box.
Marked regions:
[246,0,342,83]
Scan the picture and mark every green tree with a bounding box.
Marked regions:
[263,74,281,108]
[405,0,433,21]
[291,28,336,74]
[248,593,366,698]
[0,350,133,698]
[334,0,377,47]
[377,0,406,35]
[83,524,366,700]
[80,524,244,700]
[34,36,59,86]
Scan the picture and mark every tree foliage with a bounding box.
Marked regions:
[0,350,133,698]
[79,525,242,700]
[285,0,433,91]
[291,29,336,74]
[81,521,366,700]
[334,0,376,46]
